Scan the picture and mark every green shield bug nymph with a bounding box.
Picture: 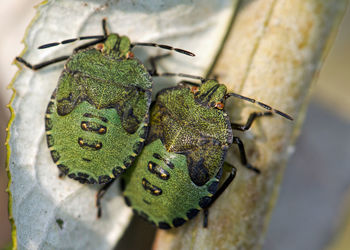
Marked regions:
[16,19,195,184]
[120,79,293,229]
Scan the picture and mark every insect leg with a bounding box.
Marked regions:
[16,56,70,70]
[203,208,209,228]
[231,111,273,131]
[147,54,204,81]
[102,18,108,36]
[96,179,115,218]
[202,163,237,228]
[147,53,171,76]
[232,137,260,174]
[58,170,66,179]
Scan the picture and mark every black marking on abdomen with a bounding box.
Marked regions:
[199,196,211,209]
[78,137,102,150]
[123,155,135,168]
[81,121,107,134]
[46,134,54,147]
[57,164,69,175]
[142,178,162,196]
[50,150,60,163]
[112,166,125,179]
[207,181,219,194]
[46,101,55,114]
[188,157,209,186]
[66,172,96,184]
[45,117,53,131]
[152,153,174,169]
[133,141,143,155]
[153,153,162,160]
[147,161,170,180]
[98,175,112,184]
[173,218,186,227]
[143,199,151,205]
[78,172,89,179]
[83,113,108,123]
[186,208,200,220]
[89,178,97,184]
[158,222,171,229]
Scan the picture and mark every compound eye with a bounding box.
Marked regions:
[126,51,134,59]
[95,43,104,51]
[215,102,224,109]
[191,86,199,94]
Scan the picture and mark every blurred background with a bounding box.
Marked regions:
[0,1,349,249]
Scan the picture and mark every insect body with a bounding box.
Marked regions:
[121,79,292,228]
[16,19,194,184]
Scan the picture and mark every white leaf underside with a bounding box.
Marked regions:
[9,0,235,249]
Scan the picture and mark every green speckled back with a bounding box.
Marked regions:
[149,84,232,186]
[122,139,219,228]
[122,81,232,228]
[45,34,152,184]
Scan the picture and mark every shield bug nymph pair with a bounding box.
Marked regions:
[16,19,292,229]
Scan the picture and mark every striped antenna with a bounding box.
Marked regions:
[38,35,105,49]
[225,92,293,120]
[132,42,195,57]
[38,18,108,50]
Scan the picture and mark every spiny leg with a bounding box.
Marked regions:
[16,56,70,70]
[96,179,115,218]
[146,54,204,82]
[230,111,276,174]
[147,53,171,76]
[102,18,108,36]
[231,111,273,131]
[203,208,209,228]
[233,136,260,174]
[203,164,237,228]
